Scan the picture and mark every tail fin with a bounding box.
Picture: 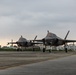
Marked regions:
[34,35,37,40]
[33,35,37,43]
[64,30,70,40]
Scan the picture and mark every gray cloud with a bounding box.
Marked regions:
[0,0,76,45]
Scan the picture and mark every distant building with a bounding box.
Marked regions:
[2,46,9,49]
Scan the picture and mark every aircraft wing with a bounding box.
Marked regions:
[34,40,43,42]
[7,42,17,45]
[32,42,43,44]
[32,40,43,42]
[64,40,76,42]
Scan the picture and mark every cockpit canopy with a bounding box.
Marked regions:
[44,31,62,40]
[17,36,27,42]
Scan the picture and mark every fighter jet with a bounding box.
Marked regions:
[35,30,76,52]
[7,35,39,49]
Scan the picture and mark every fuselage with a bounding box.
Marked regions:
[16,36,33,47]
[43,32,65,46]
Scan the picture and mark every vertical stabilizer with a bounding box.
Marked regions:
[64,30,70,40]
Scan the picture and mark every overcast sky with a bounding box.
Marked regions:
[0,0,76,46]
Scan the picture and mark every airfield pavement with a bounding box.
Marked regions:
[0,51,75,69]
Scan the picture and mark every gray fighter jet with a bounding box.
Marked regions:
[35,30,76,45]
[7,35,38,49]
[35,30,76,52]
